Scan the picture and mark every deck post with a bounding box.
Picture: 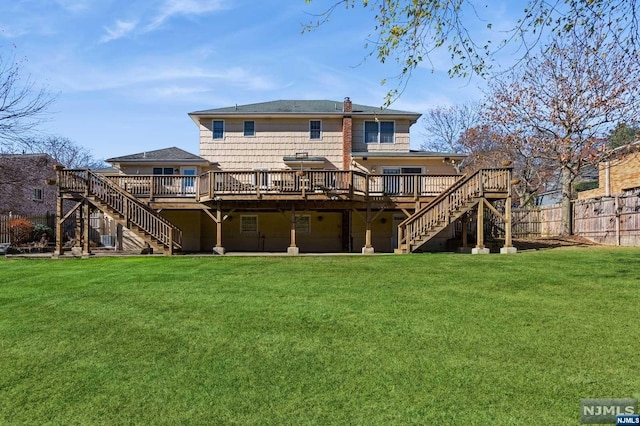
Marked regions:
[287,206,299,255]
[54,194,64,257]
[458,213,472,253]
[362,205,374,254]
[213,204,225,255]
[116,224,123,252]
[167,227,174,256]
[472,200,490,254]
[82,201,90,257]
[501,196,517,254]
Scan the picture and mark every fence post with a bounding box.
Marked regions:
[615,195,621,246]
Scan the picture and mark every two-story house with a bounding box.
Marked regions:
[0,153,58,216]
[54,98,514,256]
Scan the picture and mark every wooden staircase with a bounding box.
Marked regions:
[395,168,511,253]
[58,169,183,254]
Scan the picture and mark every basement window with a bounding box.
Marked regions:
[295,215,311,233]
[240,215,258,233]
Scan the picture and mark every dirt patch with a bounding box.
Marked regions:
[512,236,599,251]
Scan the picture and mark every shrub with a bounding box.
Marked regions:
[8,218,34,245]
[32,224,54,242]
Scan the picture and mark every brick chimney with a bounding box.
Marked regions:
[342,97,353,170]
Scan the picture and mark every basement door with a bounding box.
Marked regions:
[391,214,405,250]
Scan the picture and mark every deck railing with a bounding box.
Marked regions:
[367,174,458,197]
[109,175,197,198]
[81,171,464,200]
[397,168,511,250]
[58,169,183,250]
[194,170,460,199]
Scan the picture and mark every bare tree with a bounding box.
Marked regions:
[484,24,640,234]
[0,50,55,151]
[304,0,640,105]
[420,102,479,153]
[459,125,556,206]
[29,136,105,169]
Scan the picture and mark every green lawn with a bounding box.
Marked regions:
[1,248,638,425]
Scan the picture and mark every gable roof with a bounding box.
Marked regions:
[189,99,420,119]
[106,147,208,164]
[0,153,56,161]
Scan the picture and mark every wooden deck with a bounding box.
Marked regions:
[103,170,460,202]
[55,167,513,255]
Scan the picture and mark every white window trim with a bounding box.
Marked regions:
[212,120,225,140]
[309,120,322,140]
[363,120,396,144]
[33,188,43,201]
[240,215,258,233]
[243,120,255,137]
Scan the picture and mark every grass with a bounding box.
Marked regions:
[0,247,639,425]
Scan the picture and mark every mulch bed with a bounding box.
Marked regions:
[512,236,599,251]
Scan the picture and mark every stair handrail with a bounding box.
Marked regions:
[397,168,511,249]
[59,169,182,250]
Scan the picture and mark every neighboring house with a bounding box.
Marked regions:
[536,164,599,206]
[55,98,514,255]
[578,141,640,199]
[0,153,57,215]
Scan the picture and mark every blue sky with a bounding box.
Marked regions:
[0,0,523,161]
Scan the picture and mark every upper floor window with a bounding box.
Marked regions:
[33,188,43,201]
[244,121,255,137]
[213,120,225,140]
[364,120,395,144]
[309,120,322,140]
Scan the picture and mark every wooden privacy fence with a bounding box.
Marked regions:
[508,194,640,245]
[511,205,563,238]
[0,213,56,244]
[573,195,640,246]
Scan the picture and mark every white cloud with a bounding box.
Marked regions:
[54,0,90,12]
[101,20,138,43]
[147,0,228,31]
[50,61,283,101]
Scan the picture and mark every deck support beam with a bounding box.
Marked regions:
[287,205,299,255]
[472,199,490,254]
[362,205,374,254]
[203,205,227,255]
[500,196,517,254]
[54,195,64,257]
[82,201,91,257]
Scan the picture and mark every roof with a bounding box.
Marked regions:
[189,100,420,118]
[106,147,209,163]
[0,153,56,161]
[351,151,467,159]
[609,140,640,159]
